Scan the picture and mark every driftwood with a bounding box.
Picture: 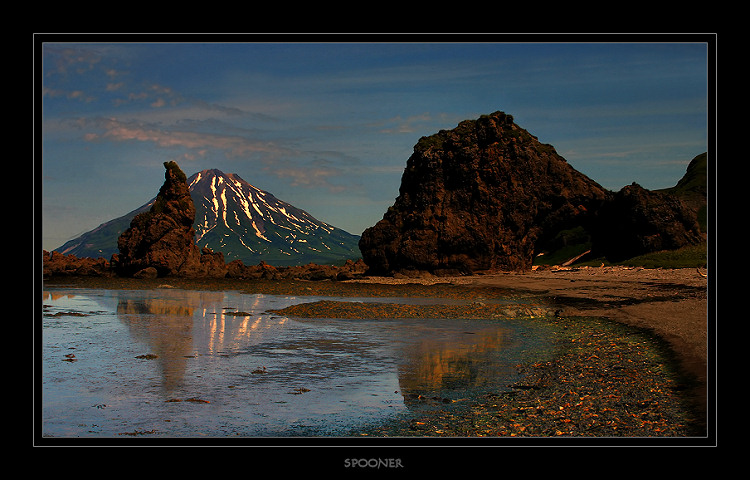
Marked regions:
[561,250,592,267]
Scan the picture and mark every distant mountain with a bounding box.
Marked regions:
[55,202,153,259]
[187,169,361,266]
[55,168,361,266]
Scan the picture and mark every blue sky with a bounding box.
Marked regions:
[39,39,711,252]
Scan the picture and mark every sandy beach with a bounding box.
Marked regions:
[349,266,711,434]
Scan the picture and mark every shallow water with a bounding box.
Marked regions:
[41,288,556,438]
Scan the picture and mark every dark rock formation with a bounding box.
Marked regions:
[224,258,367,281]
[42,250,113,277]
[360,111,706,275]
[659,152,708,235]
[42,249,368,281]
[591,182,704,262]
[359,111,609,274]
[115,161,227,278]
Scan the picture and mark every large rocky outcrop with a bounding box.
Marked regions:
[114,161,227,278]
[591,182,704,262]
[359,111,705,275]
[359,111,609,274]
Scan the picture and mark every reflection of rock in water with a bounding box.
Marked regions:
[398,328,508,404]
[116,290,225,393]
[42,291,77,302]
[117,298,195,317]
[118,297,197,393]
[114,290,287,394]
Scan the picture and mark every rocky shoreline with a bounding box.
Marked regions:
[42,265,710,439]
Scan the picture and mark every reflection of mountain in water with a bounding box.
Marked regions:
[398,328,509,403]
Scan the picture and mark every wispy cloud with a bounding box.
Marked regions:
[376,112,433,134]
[272,160,347,193]
[42,87,96,103]
[83,117,289,158]
[43,45,103,77]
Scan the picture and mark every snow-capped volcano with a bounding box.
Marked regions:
[188,169,360,265]
[55,168,361,267]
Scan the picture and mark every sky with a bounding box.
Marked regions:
[38,37,712,252]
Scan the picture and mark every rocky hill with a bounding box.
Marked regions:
[360,111,705,275]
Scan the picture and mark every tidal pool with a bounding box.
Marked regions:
[40,288,556,438]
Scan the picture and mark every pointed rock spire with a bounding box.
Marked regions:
[115,161,226,278]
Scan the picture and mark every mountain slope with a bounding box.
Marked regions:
[55,169,361,266]
[55,201,154,259]
[188,169,360,266]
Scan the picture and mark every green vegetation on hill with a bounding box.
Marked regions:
[572,244,708,269]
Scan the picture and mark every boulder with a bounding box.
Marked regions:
[226,260,281,280]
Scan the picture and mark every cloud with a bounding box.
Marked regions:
[42,86,96,103]
[270,157,349,193]
[272,166,345,192]
[84,118,288,158]
[43,45,103,77]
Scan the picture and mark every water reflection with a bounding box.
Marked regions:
[43,291,77,302]
[110,290,518,401]
[117,295,199,393]
[113,290,291,394]
[398,327,512,404]
[43,288,548,436]
[399,328,505,394]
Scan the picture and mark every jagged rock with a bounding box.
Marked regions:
[116,161,227,278]
[198,247,230,277]
[42,250,112,277]
[224,258,368,281]
[359,111,609,274]
[335,259,369,280]
[225,260,281,280]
